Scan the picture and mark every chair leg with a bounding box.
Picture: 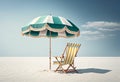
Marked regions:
[55,64,66,73]
[71,65,78,73]
[65,65,71,72]
[65,64,78,73]
[55,65,61,72]
[61,66,66,73]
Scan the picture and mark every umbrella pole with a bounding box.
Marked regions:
[49,32,51,70]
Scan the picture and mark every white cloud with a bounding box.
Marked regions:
[81,31,105,40]
[81,31,101,35]
[82,35,105,40]
[80,21,119,40]
[107,34,116,37]
[98,27,120,31]
[81,21,120,31]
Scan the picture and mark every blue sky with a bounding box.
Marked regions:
[0,0,120,57]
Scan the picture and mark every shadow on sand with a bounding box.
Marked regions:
[67,68,111,74]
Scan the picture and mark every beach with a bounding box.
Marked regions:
[0,57,119,82]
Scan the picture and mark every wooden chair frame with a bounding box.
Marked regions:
[54,43,81,73]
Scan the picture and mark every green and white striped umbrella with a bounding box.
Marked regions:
[22,15,80,37]
[21,15,80,70]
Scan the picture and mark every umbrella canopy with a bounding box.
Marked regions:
[22,15,80,37]
[21,15,80,70]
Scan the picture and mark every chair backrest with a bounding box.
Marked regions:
[63,43,81,65]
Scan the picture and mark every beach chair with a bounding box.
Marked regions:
[53,43,81,73]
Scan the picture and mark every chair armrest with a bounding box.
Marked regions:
[53,55,64,64]
[54,54,64,58]
[54,56,62,59]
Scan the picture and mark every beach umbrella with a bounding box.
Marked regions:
[21,15,80,70]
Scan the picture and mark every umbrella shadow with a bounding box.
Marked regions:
[76,68,112,74]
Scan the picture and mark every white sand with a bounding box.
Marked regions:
[0,57,120,82]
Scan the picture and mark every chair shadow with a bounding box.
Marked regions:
[67,68,111,74]
[76,68,112,74]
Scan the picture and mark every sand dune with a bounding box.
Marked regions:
[0,57,119,82]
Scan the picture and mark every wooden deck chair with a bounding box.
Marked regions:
[53,43,81,73]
